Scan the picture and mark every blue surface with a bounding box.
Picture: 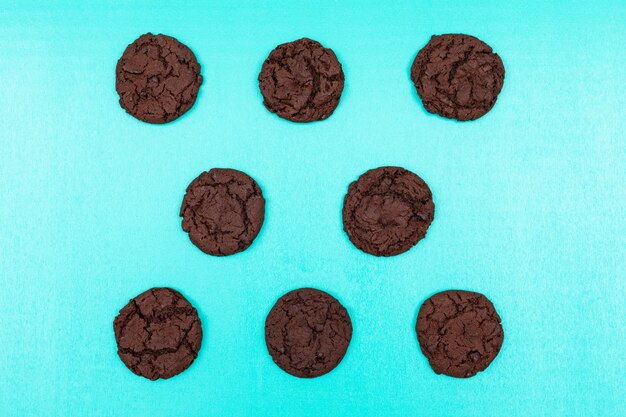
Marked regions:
[0,1,624,416]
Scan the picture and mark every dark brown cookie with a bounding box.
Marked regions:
[113,288,203,380]
[265,288,352,378]
[342,166,435,257]
[116,33,203,124]
[410,34,505,121]
[416,290,504,378]
[180,168,265,256]
[258,38,344,122]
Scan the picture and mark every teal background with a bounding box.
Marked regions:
[0,1,624,416]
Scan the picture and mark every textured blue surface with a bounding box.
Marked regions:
[0,1,624,416]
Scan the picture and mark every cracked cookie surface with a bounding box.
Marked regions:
[265,288,352,378]
[416,290,504,378]
[113,288,203,380]
[116,33,202,124]
[258,38,344,122]
[342,166,434,257]
[180,168,265,256]
[411,34,505,121]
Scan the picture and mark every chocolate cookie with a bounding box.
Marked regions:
[410,34,505,121]
[116,33,202,123]
[416,290,504,378]
[113,288,203,380]
[265,288,352,378]
[342,166,435,257]
[258,38,344,122]
[180,168,265,256]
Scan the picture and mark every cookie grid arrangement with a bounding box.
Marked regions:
[113,33,505,380]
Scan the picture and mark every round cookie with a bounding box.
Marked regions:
[265,288,352,378]
[113,288,203,380]
[342,166,435,257]
[416,290,504,378]
[258,38,344,122]
[116,33,203,123]
[410,34,505,121]
[180,168,265,256]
